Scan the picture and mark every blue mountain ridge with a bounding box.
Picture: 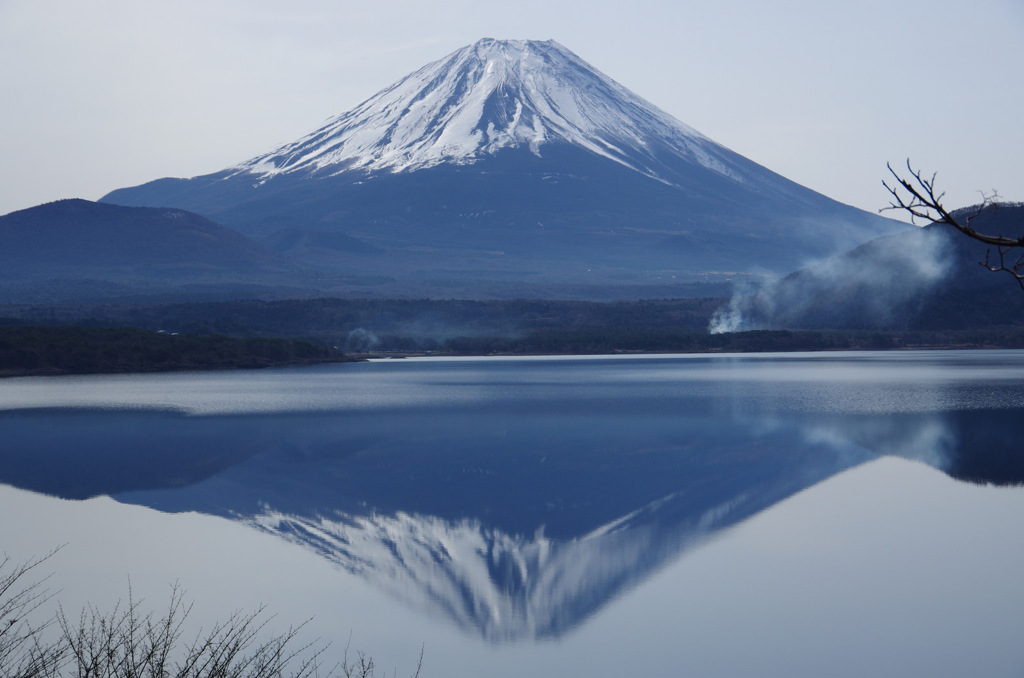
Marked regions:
[101,39,905,297]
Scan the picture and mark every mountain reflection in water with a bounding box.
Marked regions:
[2,393,1020,641]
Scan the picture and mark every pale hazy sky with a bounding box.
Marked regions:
[1,0,1021,219]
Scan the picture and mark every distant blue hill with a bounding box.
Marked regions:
[0,199,309,302]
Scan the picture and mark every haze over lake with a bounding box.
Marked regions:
[2,351,1023,676]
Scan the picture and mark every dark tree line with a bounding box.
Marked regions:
[0,326,350,377]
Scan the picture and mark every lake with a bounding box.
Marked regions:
[1,351,1023,677]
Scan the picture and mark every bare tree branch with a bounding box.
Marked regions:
[882,159,1024,288]
[0,550,66,678]
[2,555,421,678]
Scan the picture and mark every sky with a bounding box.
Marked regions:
[1,0,1021,220]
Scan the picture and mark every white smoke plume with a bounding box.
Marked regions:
[709,226,954,333]
[343,327,380,351]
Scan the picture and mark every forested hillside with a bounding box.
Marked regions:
[0,326,350,377]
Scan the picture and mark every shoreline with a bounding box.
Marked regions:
[5,324,1024,379]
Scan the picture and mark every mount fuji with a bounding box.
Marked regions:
[102,39,903,298]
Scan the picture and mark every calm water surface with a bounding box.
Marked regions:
[1,351,1023,677]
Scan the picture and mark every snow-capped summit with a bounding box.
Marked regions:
[102,39,906,297]
[235,38,737,184]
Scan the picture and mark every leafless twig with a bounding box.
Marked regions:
[0,549,65,678]
[2,555,416,678]
[882,159,1024,287]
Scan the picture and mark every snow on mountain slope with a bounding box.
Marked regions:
[233,38,741,185]
[99,37,908,295]
[248,492,747,642]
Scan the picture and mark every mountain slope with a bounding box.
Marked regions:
[102,39,904,296]
[0,199,285,270]
[0,199,307,301]
[230,38,745,184]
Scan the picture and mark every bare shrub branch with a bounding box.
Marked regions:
[340,637,422,678]
[0,550,66,678]
[56,585,329,678]
[883,159,1024,287]
[2,555,422,678]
